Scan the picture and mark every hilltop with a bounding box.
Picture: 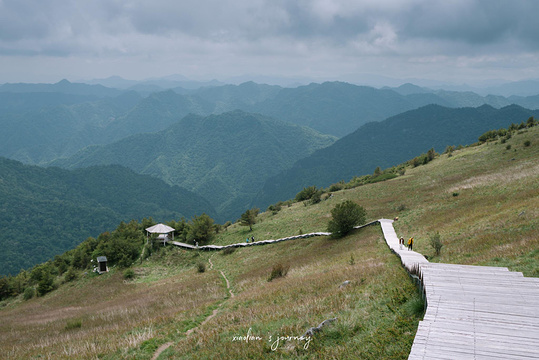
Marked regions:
[0,123,537,359]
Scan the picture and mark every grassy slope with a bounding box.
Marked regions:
[0,127,537,359]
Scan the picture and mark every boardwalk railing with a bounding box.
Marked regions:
[170,220,379,251]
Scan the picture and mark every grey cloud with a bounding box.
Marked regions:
[1,0,539,83]
[395,1,539,48]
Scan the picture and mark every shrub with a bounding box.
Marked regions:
[268,263,289,282]
[309,189,324,204]
[429,232,443,256]
[64,267,78,282]
[23,287,35,300]
[295,186,319,202]
[36,270,54,296]
[329,181,345,192]
[524,140,531,147]
[65,319,82,331]
[197,262,206,273]
[506,145,512,150]
[267,203,282,214]
[123,268,135,279]
[327,200,367,238]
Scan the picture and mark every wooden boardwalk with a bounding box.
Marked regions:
[169,220,379,251]
[379,219,539,360]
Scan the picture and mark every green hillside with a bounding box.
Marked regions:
[1,122,536,359]
[54,110,336,221]
[0,158,216,275]
[255,105,539,209]
[0,125,537,359]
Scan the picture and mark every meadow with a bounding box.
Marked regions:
[0,126,537,359]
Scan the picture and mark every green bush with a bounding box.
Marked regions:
[123,268,135,279]
[197,262,206,273]
[309,189,324,204]
[327,200,367,238]
[65,319,82,331]
[268,263,289,282]
[64,267,78,282]
[429,232,443,256]
[295,186,319,202]
[329,181,345,192]
[23,287,35,300]
[524,140,531,147]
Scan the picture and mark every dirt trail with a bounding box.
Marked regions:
[151,256,234,360]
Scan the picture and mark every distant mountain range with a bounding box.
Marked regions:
[76,74,539,97]
[1,78,539,274]
[0,157,215,276]
[254,104,539,208]
[2,80,538,166]
[52,110,336,221]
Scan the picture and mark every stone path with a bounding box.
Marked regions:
[379,218,539,360]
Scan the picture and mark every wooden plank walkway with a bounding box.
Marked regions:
[379,219,539,360]
[169,220,379,251]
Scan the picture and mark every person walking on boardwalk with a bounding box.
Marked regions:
[407,237,414,251]
[399,237,404,250]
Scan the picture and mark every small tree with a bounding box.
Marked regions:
[187,213,216,245]
[327,200,367,238]
[240,208,259,231]
[429,232,443,256]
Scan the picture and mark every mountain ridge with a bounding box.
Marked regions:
[52,110,336,221]
[253,104,539,208]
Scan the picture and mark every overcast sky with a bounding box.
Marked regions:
[1,0,539,86]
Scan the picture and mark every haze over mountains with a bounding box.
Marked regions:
[52,110,335,219]
[1,76,538,274]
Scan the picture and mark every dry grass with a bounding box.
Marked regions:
[1,127,537,359]
[0,252,225,359]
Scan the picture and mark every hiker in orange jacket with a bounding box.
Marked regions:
[407,237,414,251]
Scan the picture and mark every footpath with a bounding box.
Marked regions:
[379,219,539,360]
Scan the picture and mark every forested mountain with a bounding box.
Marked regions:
[0,91,142,164]
[0,157,215,276]
[2,80,539,165]
[254,104,539,208]
[53,110,336,221]
[247,82,539,137]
